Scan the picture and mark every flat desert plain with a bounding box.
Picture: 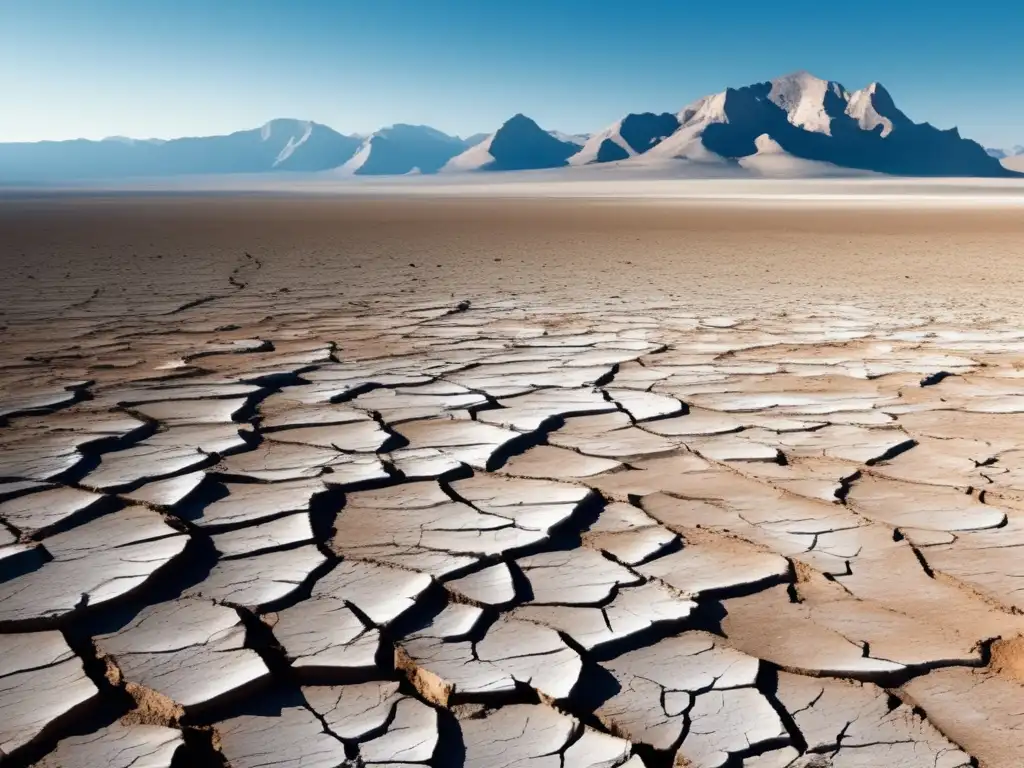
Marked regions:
[3,188,1024,768]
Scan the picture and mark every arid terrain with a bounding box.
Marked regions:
[4,190,1024,768]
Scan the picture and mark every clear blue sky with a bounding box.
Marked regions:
[1,0,1022,147]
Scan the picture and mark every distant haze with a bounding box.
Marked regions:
[0,0,1022,147]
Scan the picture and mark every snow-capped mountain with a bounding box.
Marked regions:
[618,71,1008,176]
[0,119,362,180]
[442,114,581,172]
[338,124,468,176]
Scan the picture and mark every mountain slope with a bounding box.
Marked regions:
[339,124,467,175]
[0,119,361,180]
[442,114,581,172]
[462,133,490,148]
[641,72,1010,177]
[738,134,871,177]
[1003,155,1024,172]
[570,112,680,165]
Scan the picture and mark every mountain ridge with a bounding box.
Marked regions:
[0,72,1018,180]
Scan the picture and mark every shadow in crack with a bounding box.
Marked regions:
[568,661,621,715]
[432,705,467,768]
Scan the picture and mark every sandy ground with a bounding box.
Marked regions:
[2,194,1024,332]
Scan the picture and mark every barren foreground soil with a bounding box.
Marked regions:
[3,194,1024,768]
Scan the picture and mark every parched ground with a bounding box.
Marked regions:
[3,194,1024,767]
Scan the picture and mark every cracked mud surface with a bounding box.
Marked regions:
[4,195,1024,767]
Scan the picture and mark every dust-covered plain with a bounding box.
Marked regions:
[3,191,1024,768]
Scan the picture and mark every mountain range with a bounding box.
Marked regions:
[1,72,1018,181]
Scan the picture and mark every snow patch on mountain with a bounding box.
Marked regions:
[845,83,910,137]
[270,121,316,166]
[768,71,845,135]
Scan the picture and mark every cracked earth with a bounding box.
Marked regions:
[4,196,1024,768]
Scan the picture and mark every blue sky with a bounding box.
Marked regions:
[1,0,1022,147]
